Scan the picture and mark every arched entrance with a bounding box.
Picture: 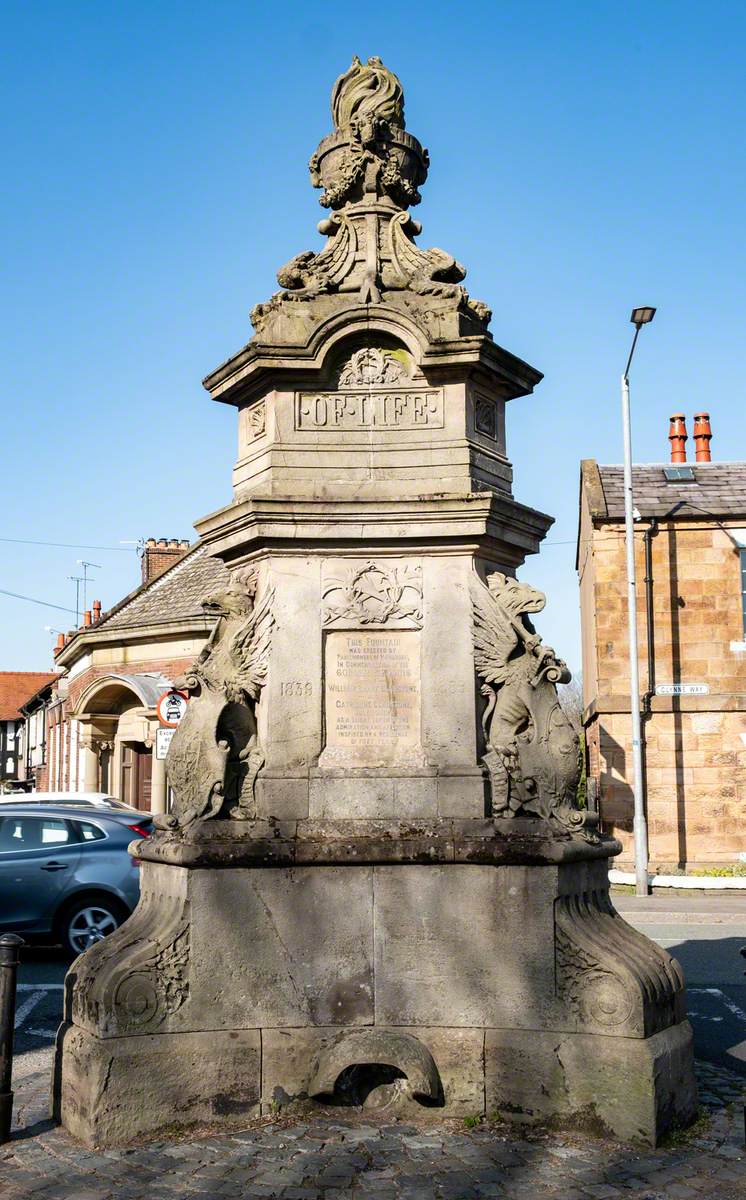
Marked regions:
[73,673,173,813]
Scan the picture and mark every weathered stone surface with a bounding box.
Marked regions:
[57,1023,261,1148]
[189,866,375,1028]
[261,1026,485,1118]
[485,1020,698,1146]
[373,864,558,1028]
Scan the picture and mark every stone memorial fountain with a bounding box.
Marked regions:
[55,57,697,1148]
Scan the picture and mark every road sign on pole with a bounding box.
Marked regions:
[156,690,189,727]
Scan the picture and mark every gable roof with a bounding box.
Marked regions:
[96,544,229,633]
[582,460,746,521]
[0,672,59,721]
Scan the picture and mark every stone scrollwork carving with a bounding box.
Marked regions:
[470,570,587,836]
[155,567,275,830]
[323,561,422,628]
[555,890,685,1037]
[250,57,490,332]
[70,890,191,1038]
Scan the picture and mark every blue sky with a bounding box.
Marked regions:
[2,0,745,673]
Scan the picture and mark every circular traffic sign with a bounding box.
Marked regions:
[156,689,189,727]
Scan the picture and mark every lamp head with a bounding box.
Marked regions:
[631,306,656,328]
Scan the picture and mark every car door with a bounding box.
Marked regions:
[0,814,83,932]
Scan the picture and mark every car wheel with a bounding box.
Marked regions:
[60,897,128,957]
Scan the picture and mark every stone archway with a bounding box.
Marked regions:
[73,673,173,813]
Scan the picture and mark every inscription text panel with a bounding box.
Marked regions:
[324,631,421,765]
[297,390,443,431]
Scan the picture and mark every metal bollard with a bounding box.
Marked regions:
[0,934,24,1144]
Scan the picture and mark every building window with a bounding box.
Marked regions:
[742,549,746,636]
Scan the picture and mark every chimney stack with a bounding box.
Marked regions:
[693,412,712,462]
[141,537,192,585]
[668,413,688,463]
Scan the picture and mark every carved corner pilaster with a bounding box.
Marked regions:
[554,890,685,1038]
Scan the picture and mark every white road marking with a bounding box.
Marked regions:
[17,983,64,990]
[25,1027,57,1038]
[689,987,746,1023]
[13,990,44,1028]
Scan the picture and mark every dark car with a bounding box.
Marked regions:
[0,803,152,956]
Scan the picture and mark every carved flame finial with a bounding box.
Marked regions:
[331,55,405,143]
[249,60,492,336]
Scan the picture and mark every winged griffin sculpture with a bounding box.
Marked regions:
[156,567,275,830]
[470,571,586,836]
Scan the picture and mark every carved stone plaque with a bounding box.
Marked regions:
[296,390,443,431]
[323,631,422,765]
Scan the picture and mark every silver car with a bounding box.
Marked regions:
[0,803,152,955]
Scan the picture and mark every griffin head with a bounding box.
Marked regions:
[486,573,546,617]
[201,569,258,621]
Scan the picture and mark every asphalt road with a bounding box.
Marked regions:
[615,895,746,1076]
[11,902,746,1075]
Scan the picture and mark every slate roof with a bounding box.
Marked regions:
[0,672,59,721]
[98,545,229,632]
[584,461,746,521]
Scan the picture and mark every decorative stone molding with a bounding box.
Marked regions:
[322,561,423,628]
[71,890,190,1037]
[555,890,685,1037]
[338,347,408,387]
[247,401,266,439]
[474,395,497,439]
[249,57,490,333]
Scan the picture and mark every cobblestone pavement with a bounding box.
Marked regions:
[1,1056,744,1199]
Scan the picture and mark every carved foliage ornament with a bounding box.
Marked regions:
[555,890,684,1037]
[157,567,276,830]
[323,561,423,628]
[470,570,587,836]
[338,347,407,387]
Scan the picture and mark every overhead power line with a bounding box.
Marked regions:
[0,536,136,552]
[0,588,77,616]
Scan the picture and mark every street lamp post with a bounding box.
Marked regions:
[622,306,656,897]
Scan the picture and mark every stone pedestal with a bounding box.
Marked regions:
[55,55,696,1148]
[56,824,696,1147]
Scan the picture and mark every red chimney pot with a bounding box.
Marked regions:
[693,412,712,462]
[668,413,688,463]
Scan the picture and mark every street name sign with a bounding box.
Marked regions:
[655,683,710,696]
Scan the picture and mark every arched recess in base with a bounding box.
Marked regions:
[307,1029,443,1107]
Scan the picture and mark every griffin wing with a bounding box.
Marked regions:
[230,584,276,700]
[470,575,520,687]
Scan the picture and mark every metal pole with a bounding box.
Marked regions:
[621,370,649,896]
[0,933,24,1143]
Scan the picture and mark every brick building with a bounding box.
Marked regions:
[578,417,746,869]
[43,539,226,812]
[0,672,58,788]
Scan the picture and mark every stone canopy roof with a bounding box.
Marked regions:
[582,460,746,521]
[98,545,229,633]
